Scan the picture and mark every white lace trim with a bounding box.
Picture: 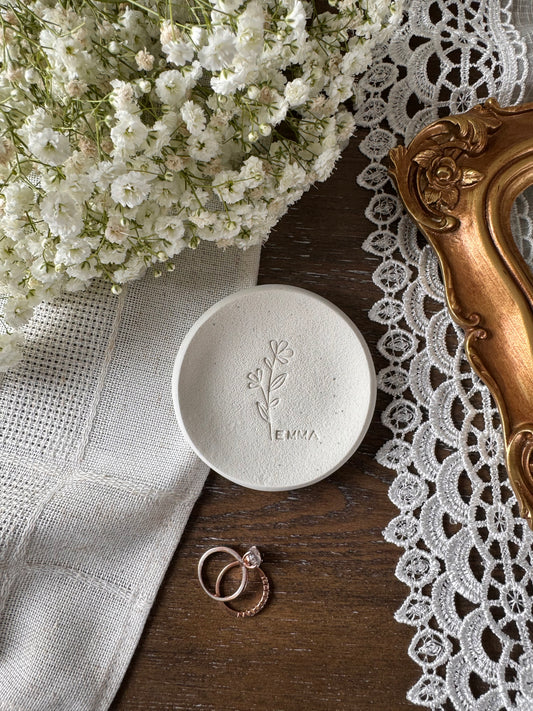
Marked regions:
[358,1,533,708]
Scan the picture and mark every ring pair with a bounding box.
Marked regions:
[197,545,270,618]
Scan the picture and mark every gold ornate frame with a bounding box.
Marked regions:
[389,98,533,527]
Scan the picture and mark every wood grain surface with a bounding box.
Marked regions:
[110,137,419,710]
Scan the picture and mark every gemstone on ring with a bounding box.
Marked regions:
[242,546,262,569]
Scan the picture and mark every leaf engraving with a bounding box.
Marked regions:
[461,168,483,186]
[413,149,436,168]
[271,373,287,390]
[256,402,269,422]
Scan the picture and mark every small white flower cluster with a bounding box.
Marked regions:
[0,0,401,370]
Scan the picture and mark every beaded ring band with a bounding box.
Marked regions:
[197,545,270,617]
[215,560,270,618]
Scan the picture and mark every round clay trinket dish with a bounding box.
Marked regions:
[172,284,376,491]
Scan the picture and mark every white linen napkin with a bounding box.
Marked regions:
[0,243,260,711]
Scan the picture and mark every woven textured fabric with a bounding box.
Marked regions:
[0,243,260,711]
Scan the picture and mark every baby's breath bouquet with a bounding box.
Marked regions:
[0,0,401,369]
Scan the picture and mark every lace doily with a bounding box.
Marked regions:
[357,1,533,708]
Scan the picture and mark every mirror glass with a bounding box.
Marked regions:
[511,185,533,268]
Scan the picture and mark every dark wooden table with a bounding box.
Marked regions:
[110,136,419,710]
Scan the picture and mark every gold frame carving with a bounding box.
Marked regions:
[389,98,533,527]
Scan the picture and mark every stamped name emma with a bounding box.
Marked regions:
[274,429,319,441]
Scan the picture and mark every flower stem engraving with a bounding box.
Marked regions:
[247,340,294,440]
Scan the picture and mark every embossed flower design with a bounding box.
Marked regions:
[247,340,294,440]
[271,340,294,365]
[414,147,483,210]
[246,369,263,389]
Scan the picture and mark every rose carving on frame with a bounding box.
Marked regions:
[415,149,483,211]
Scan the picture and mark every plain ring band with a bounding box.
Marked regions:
[197,546,248,602]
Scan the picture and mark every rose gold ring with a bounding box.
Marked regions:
[198,546,249,602]
[215,560,270,618]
